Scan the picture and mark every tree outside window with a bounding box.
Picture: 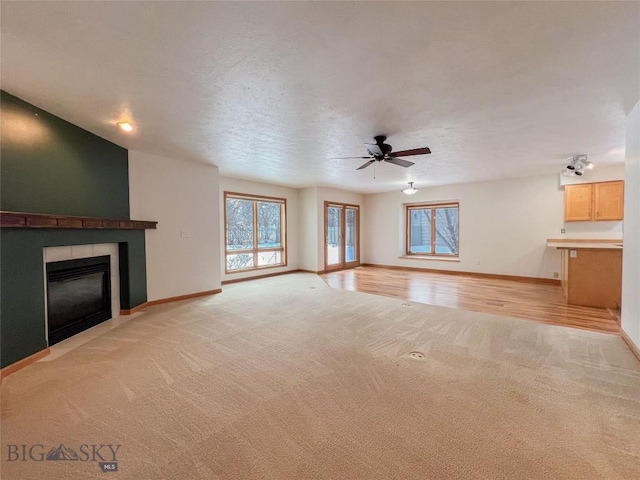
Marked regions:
[225,194,286,272]
[407,203,459,256]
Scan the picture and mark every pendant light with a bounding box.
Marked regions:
[402,182,418,195]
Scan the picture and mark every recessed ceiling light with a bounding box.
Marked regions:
[117,122,133,132]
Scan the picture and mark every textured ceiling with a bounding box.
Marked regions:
[2,2,639,193]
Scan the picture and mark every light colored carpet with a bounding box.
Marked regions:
[2,273,639,479]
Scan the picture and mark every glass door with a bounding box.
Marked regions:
[345,207,357,264]
[324,202,359,271]
[326,205,342,268]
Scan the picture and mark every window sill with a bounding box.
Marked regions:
[399,255,460,262]
[225,263,287,274]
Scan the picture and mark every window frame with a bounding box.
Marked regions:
[405,202,459,258]
[224,192,287,274]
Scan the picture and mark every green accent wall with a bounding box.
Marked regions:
[1,91,130,219]
[0,91,148,368]
[0,229,147,368]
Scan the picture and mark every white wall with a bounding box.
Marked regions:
[363,172,622,279]
[220,177,299,282]
[621,101,640,349]
[129,151,221,301]
[298,187,318,271]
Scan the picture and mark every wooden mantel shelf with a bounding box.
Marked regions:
[0,211,157,230]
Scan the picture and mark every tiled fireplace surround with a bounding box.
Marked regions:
[43,243,121,342]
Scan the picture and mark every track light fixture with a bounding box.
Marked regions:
[563,155,593,177]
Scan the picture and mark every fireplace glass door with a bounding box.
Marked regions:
[46,255,112,345]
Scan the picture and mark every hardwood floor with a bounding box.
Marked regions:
[321,266,620,334]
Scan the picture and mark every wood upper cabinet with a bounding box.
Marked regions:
[565,183,593,221]
[564,180,624,222]
[594,181,624,220]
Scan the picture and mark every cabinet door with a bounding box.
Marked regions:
[565,184,593,221]
[594,181,624,221]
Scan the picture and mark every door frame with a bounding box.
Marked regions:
[323,201,360,272]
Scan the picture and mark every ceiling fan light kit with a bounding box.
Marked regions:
[402,182,419,195]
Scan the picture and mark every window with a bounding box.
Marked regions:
[225,192,286,272]
[406,203,459,257]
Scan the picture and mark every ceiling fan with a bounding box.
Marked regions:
[335,135,431,170]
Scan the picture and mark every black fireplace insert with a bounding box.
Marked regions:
[46,255,112,345]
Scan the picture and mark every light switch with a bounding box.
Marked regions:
[180,229,190,238]
[569,250,577,258]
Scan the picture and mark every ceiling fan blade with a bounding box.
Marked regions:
[384,157,414,168]
[356,160,376,170]
[389,147,431,157]
[365,143,384,157]
[331,156,371,160]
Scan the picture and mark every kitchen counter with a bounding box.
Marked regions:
[546,239,623,250]
[547,239,622,309]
